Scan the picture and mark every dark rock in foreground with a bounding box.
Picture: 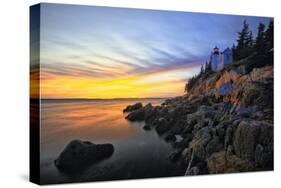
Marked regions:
[55,140,114,171]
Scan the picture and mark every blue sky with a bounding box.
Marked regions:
[38,3,272,98]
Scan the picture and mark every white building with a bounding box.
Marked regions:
[210,46,233,71]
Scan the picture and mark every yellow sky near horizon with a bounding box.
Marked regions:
[37,65,200,99]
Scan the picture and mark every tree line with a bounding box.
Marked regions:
[232,19,273,62]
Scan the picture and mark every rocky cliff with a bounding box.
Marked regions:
[124,58,273,175]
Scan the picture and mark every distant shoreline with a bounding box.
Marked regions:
[33,97,169,101]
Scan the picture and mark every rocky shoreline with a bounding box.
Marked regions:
[54,60,273,176]
[124,61,273,175]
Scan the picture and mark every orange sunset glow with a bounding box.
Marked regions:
[39,63,200,99]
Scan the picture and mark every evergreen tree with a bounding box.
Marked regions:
[231,44,236,60]
[204,61,212,73]
[245,31,254,55]
[247,31,254,47]
[265,20,273,51]
[208,61,212,71]
[235,20,251,60]
[200,64,204,74]
[264,20,274,64]
[204,61,208,73]
[254,22,266,55]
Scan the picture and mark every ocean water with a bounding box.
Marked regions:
[39,99,183,184]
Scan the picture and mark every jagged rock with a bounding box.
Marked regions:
[207,151,254,173]
[186,113,199,128]
[165,134,176,142]
[143,124,151,130]
[236,64,247,74]
[155,118,170,135]
[236,106,257,118]
[186,166,200,175]
[123,103,143,112]
[183,123,194,134]
[143,103,155,121]
[206,136,224,157]
[169,150,182,162]
[222,119,240,145]
[250,66,273,81]
[229,78,273,112]
[190,127,212,160]
[226,145,234,156]
[55,140,114,171]
[233,120,273,170]
[169,120,185,134]
[215,83,235,98]
[174,133,193,149]
[192,105,220,122]
[255,125,274,169]
[123,59,273,174]
[175,135,184,142]
[224,124,235,148]
[233,121,260,161]
[215,123,226,140]
[125,109,145,121]
[215,70,240,90]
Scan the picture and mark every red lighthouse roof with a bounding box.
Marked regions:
[213,46,219,54]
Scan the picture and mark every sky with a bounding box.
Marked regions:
[32,3,271,99]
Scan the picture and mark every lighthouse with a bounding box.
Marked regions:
[210,46,220,71]
[210,46,233,71]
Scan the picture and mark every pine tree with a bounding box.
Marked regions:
[254,22,266,55]
[200,64,204,74]
[204,61,212,72]
[231,44,236,60]
[265,20,273,51]
[208,61,212,71]
[245,31,254,55]
[247,31,254,47]
[235,20,251,60]
[205,61,209,73]
[264,20,273,64]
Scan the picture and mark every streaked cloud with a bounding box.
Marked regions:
[36,3,271,99]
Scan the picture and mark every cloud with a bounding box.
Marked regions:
[38,4,271,98]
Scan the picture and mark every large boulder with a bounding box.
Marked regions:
[155,118,170,135]
[189,127,212,160]
[123,103,143,112]
[143,103,158,123]
[233,120,273,169]
[125,109,145,121]
[207,151,254,173]
[165,134,177,142]
[55,140,114,171]
[205,136,224,157]
[125,103,159,122]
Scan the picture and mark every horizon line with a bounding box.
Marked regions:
[31,97,171,100]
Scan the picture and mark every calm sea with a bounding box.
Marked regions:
[39,99,183,184]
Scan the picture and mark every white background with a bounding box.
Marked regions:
[0,0,280,187]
